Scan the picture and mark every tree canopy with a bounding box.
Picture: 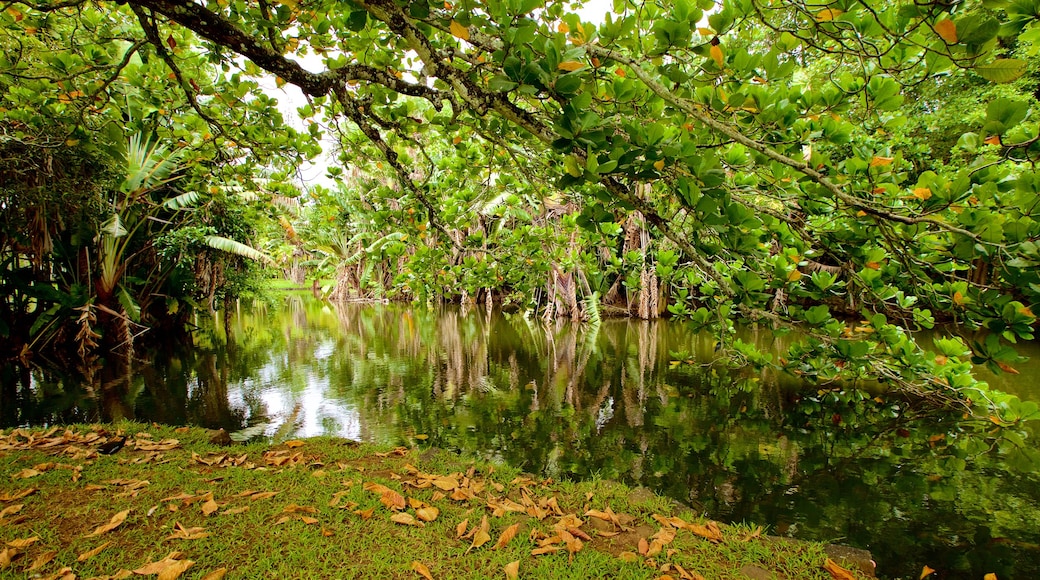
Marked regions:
[2,0,1040,421]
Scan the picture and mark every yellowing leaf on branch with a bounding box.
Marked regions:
[450,20,469,41]
[934,19,957,44]
[709,43,724,67]
[920,565,936,579]
[912,187,932,200]
[558,61,584,72]
[815,8,843,21]
[869,156,894,167]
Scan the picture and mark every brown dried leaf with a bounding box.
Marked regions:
[133,552,185,574]
[637,537,650,556]
[300,516,320,525]
[221,506,249,515]
[201,496,219,516]
[78,541,111,561]
[456,519,469,539]
[0,487,36,501]
[495,523,521,549]
[249,491,279,501]
[86,509,129,537]
[688,521,723,543]
[11,469,41,479]
[618,551,640,563]
[391,512,424,527]
[823,558,857,580]
[416,506,440,522]
[468,516,491,552]
[28,550,57,571]
[503,560,519,580]
[157,558,194,580]
[167,522,210,540]
[200,569,228,580]
[0,504,22,519]
[0,547,18,569]
[354,507,375,520]
[283,504,319,514]
[411,560,434,580]
[531,546,561,556]
[285,440,305,448]
[39,566,75,580]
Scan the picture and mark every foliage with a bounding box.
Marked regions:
[3,0,1040,405]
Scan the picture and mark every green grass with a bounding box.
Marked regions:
[0,423,870,579]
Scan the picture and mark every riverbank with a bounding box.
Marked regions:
[0,423,872,579]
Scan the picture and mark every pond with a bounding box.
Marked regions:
[4,294,1040,579]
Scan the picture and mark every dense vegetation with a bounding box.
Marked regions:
[2,0,1039,422]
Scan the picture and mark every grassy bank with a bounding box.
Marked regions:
[0,424,870,579]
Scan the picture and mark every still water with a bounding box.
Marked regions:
[4,295,1040,579]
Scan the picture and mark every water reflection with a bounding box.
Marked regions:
[4,295,1040,578]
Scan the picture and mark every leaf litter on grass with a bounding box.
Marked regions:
[0,425,888,580]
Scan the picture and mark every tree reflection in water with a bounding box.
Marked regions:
[4,295,1040,578]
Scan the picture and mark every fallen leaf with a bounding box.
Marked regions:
[920,565,936,579]
[468,516,491,552]
[0,547,17,569]
[167,522,210,540]
[283,504,319,514]
[416,506,440,522]
[531,546,561,556]
[411,560,434,580]
[28,550,57,571]
[688,521,723,542]
[201,497,219,516]
[6,536,39,549]
[503,560,519,579]
[495,523,521,549]
[285,440,305,448]
[86,509,130,537]
[78,541,111,561]
[823,558,857,580]
[157,559,194,580]
[11,469,41,479]
[456,519,469,538]
[638,537,649,556]
[618,551,640,563]
[249,491,279,501]
[391,512,424,527]
[221,506,250,515]
[355,507,375,519]
[0,488,36,501]
[984,574,998,580]
[134,552,185,575]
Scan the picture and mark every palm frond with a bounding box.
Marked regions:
[163,191,203,210]
[122,133,184,195]
[203,235,274,264]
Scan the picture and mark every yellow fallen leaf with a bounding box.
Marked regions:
[78,541,111,561]
[86,509,129,537]
[11,468,41,479]
[412,560,434,580]
[201,497,219,516]
[285,440,305,448]
[450,20,469,41]
[823,558,857,580]
[456,519,469,538]
[503,560,519,579]
[200,568,228,580]
[0,488,36,501]
[495,523,521,549]
[531,545,561,556]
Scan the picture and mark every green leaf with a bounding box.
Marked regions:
[975,59,1028,83]
[203,235,273,264]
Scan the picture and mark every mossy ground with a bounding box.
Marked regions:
[0,423,868,579]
